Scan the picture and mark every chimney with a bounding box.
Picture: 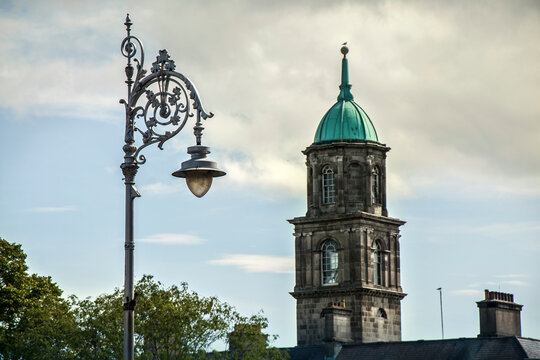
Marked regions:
[321,300,352,359]
[477,289,523,337]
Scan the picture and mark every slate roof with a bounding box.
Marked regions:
[518,337,540,359]
[287,337,540,360]
[284,345,325,360]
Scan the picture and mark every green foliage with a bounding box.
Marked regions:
[0,237,78,360]
[135,275,237,359]
[71,290,124,359]
[0,238,287,359]
[223,314,289,360]
[0,239,28,328]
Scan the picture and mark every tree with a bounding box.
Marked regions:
[0,237,78,360]
[0,239,27,331]
[1,238,287,359]
[224,314,289,360]
[135,275,237,359]
[72,275,287,359]
[71,290,124,360]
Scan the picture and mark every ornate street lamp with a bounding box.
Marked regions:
[119,14,225,360]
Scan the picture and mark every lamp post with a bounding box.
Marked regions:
[119,14,225,360]
[437,287,444,339]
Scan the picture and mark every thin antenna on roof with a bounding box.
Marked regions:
[437,287,445,339]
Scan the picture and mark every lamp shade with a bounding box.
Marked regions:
[172,145,226,198]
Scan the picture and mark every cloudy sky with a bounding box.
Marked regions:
[1,0,539,348]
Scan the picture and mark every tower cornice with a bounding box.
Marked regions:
[288,211,406,227]
[290,286,407,300]
[303,140,390,156]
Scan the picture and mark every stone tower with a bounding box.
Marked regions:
[289,46,406,346]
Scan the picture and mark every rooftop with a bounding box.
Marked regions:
[285,336,540,360]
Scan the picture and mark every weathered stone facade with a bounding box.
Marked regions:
[289,141,406,346]
[304,142,390,217]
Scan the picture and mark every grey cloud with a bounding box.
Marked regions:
[1,0,539,197]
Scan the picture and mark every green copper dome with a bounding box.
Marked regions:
[314,46,378,143]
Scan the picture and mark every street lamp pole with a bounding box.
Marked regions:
[119,15,225,360]
[437,287,444,339]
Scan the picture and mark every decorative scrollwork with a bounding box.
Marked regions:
[151,50,176,73]
[120,15,145,93]
[121,37,146,84]
[119,15,214,169]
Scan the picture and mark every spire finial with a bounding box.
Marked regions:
[337,43,353,101]
[341,42,349,57]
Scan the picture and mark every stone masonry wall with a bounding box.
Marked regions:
[291,140,405,347]
[296,291,402,346]
[304,142,389,218]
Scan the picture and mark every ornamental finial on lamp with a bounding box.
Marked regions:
[125,14,132,31]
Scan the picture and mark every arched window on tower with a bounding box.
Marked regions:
[373,241,382,285]
[372,166,381,204]
[322,240,339,285]
[376,308,387,319]
[322,167,335,204]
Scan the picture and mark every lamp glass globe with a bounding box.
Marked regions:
[185,171,213,198]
